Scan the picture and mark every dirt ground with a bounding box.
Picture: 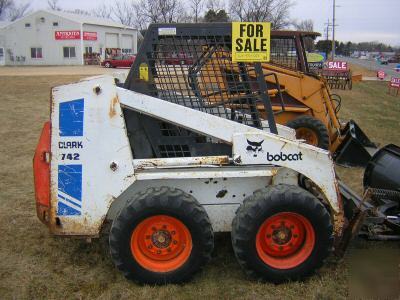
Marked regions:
[0,72,399,299]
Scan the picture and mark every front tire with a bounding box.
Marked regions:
[104,62,111,68]
[109,187,214,284]
[286,115,330,150]
[231,185,333,283]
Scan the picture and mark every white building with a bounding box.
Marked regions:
[0,10,138,66]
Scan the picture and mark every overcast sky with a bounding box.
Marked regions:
[29,0,400,46]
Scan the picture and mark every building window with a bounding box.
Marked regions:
[40,17,45,23]
[31,47,43,59]
[85,46,93,54]
[53,22,58,26]
[0,48,4,59]
[25,23,31,28]
[122,48,132,54]
[63,47,76,58]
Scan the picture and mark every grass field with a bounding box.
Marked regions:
[0,75,399,299]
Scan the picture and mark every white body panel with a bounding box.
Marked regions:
[50,76,135,235]
[48,75,341,236]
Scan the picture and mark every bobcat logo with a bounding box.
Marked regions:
[246,139,264,157]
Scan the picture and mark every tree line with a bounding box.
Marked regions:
[316,40,399,57]
[1,0,296,30]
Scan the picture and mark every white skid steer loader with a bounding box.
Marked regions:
[33,23,362,284]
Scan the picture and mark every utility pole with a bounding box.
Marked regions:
[324,19,332,41]
[331,0,336,60]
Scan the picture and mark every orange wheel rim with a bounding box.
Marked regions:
[130,215,192,272]
[256,212,315,269]
[296,127,318,146]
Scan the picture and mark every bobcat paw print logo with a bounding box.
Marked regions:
[246,139,264,157]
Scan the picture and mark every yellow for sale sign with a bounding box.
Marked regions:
[232,22,271,62]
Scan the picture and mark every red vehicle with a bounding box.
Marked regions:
[102,55,136,68]
[164,52,194,65]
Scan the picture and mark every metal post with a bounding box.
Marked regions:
[332,0,336,60]
[254,63,278,134]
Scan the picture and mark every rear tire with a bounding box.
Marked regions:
[231,184,333,283]
[286,115,330,150]
[109,187,214,284]
[105,62,111,68]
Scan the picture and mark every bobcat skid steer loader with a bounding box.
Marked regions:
[34,23,365,285]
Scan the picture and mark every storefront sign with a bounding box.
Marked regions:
[83,32,97,41]
[232,22,271,62]
[55,31,98,41]
[55,30,81,40]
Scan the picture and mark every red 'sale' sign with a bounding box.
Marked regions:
[55,31,98,41]
[326,61,348,71]
[390,77,400,88]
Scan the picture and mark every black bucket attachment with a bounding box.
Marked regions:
[363,144,400,191]
[333,120,377,167]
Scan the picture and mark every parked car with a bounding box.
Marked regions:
[164,52,194,65]
[380,57,389,65]
[102,55,136,68]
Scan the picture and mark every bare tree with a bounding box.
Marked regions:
[63,9,91,16]
[113,0,136,26]
[47,0,61,11]
[92,3,113,19]
[7,1,30,21]
[230,0,293,29]
[206,0,225,11]
[189,0,203,23]
[133,0,185,29]
[293,19,314,32]
[0,0,12,20]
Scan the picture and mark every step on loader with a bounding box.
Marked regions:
[33,23,397,285]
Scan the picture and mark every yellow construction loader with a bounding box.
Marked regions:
[186,31,376,166]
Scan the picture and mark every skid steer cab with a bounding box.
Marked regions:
[34,24,355,285]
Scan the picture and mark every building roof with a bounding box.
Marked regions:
[0,21,11,28]
[43,10,136,30]
[1,10,136,30]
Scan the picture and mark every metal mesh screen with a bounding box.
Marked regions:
[143,34,273,130]
[269,38,300,70]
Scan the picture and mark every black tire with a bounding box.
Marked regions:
[286,115,330,150]
[231,184,333,283]
[109,187,214,284]
[104,62,111,68]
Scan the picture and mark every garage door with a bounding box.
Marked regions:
[105,33,119,48]
[121,34,133,52]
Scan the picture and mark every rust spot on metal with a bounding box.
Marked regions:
[216,189,228,198]
[109,95,120,118]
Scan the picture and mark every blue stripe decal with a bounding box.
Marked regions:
[57,164,82,216]
[59,99,84,137]
[58,194,81,208]
[58,202,80,216]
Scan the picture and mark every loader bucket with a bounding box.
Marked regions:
[333,120,377,167]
